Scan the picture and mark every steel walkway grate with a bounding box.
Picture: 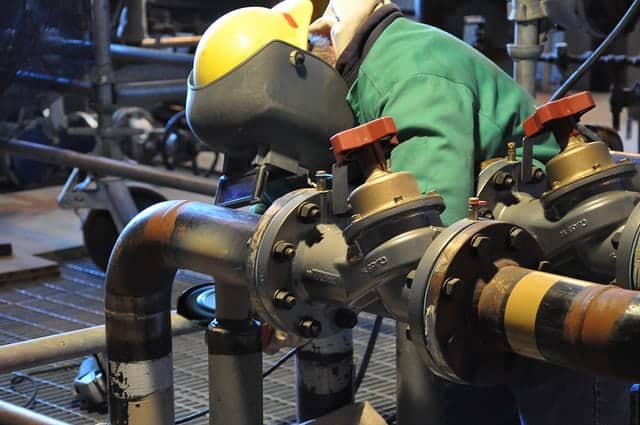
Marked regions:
[0,258,397,424]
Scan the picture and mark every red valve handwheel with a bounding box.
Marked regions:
[523,91,596,138]
[330,117,398,165]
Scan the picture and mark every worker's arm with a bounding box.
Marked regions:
[354,73,481,225]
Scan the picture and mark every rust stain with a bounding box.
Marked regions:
[563,284,610,345]
[142,201,188,242]
[579,286,637,347]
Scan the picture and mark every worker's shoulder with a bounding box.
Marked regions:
[360,17,504,94]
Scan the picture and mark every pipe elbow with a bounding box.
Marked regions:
[106,200,188,301]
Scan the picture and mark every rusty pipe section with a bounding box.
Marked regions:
[478,266,640,380]
[105,200,259,425]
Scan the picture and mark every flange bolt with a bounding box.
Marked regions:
[298,203,321,222]
[273,241,296,261]
[298,318,322,338]
[273,290,297,310]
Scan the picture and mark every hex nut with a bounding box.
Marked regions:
[273,290,297,310]
[471,235,491,257]
[406,270,416,288]
[297,203,321,222]
[273,241,296,261]
[532,167,545,183]
[509,228,526,250]
[442,277,463,299]
[493,171,515,189]
[298,318,322,338]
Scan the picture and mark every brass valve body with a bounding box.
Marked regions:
[349,170,425,223]
[545,135,621,192]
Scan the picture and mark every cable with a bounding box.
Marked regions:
[354,316,383,393]
[175,408,208,425]
[10,373,38,408]
[262,344,305,379]
[550,0,640,101]
[7,363,81,409]
[174,342,310,424]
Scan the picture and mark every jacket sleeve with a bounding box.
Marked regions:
[358,73,479,225]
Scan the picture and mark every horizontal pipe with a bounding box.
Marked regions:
[110,44,193,66]
[478,266,640,380]
[39,35,192,65]
[0,311,198,374]
[141,35,201,48]
[14,71,93,94]
[0,139,217,196]
[612,151,640,164]
[0,400,69,425]
[105,201,259,424]
[114,79,187,106]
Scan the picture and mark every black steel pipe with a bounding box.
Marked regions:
[116,0,147,45]
[14,71,93,94]
[0,139,217,196]
[105,201,259,425]
[114,79,187,106]
[110,44,193,66]
[43,35,194,66]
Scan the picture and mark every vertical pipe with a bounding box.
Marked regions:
[295,330,354,422]
[513,21,539,96]
[396,322,447,425]
[117,0,148,45]
[92,0,115,158]
[207,284,262,425]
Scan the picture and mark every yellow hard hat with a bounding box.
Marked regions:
[193,0,314,87]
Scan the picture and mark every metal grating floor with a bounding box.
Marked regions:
[0,257,397,424]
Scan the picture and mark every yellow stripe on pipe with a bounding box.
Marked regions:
[504,272,558,360]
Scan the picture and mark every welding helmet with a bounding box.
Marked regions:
[193,0,313,86]
[186,0,355,207]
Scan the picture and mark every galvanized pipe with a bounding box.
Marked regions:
[0,311,199,374]
[114,79,187,106]
[105,201,259,425]
[295,331,354,422]
[207,285,262,425]
[477,266,640,380]
[0,139,217,196]
[512,21,539,96]
[0,400,69,425]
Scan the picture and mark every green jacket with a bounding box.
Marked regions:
[336,6,559,225]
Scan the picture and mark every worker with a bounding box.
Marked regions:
[189,0,631,423]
